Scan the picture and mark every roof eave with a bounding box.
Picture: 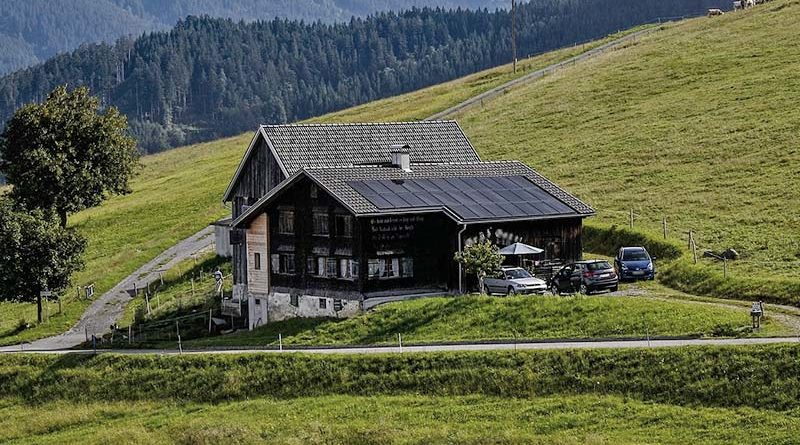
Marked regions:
[231,169,306,228]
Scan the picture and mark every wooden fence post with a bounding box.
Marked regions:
[629,209,634,229]
[723,258,728,279]
[662,217,668,239]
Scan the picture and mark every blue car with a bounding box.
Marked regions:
[614,247,656,281]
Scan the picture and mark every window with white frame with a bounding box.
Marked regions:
[271,253,295,274]
[327,258,338,277]
[367,257,413,280]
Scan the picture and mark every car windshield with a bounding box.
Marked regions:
[505,268,532,279]
[586,261,612,271]
[623,249,650,261]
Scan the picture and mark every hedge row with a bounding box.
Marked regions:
[2,345,800,410]
[583,223,683,261]
[660,259,800,307]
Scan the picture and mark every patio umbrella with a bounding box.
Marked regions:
[498,242,544,255]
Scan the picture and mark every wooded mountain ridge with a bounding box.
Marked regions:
[0,0,728,153]
[0,0,510,75]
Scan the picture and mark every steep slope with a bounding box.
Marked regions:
[455,1,800,279]
[0,0,728,152]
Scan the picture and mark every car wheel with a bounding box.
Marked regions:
[611,285,619,292]
[579,283,590,295]
[550,283,560,296]
[507,286,516,296]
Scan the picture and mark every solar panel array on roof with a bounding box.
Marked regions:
[347,176,577,221]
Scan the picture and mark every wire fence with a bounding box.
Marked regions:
[92,266,244,347]
[600,207,800,277]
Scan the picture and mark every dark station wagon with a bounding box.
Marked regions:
[549,260,619,295]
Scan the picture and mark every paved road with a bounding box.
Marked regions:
[0,227,216,351]
[426,27,659,121]
[3,336,799,355]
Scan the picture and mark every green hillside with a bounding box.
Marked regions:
[4,2,800,343]
[454,1,800,279]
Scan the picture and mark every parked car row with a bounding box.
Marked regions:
[484,246,656,296]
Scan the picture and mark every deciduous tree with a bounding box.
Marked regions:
[0,85,139,227]
[0,199,86,321]
[454,240,503,295]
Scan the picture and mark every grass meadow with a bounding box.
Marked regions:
[184,287,786,348]
[456,1,800,279]
[4,2,800,343]
[2,394,799,444]
[2,344,800,443]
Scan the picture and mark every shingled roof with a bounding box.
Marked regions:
[233,161,594,228]
[224,121,481,201]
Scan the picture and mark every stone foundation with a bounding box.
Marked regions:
[247,292,362,329]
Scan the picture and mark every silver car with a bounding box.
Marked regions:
[483,266,548,296]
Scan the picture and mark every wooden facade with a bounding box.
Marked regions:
[244,177,585,299]
[230,136,285,287]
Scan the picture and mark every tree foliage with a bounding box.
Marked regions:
[0,199,86,302]
[0,0,729,153]
[0,1,510,75]
[454,240,504,294]
[0,85,139,227]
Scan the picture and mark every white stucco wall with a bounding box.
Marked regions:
[266,292,361,323]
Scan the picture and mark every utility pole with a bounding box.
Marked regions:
[512,0,517,73]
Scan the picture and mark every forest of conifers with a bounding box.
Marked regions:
[0,0,512,75]
[0,0,728,153]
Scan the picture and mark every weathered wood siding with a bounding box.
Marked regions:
[268,178,362,299]
[360,213,456,295]
[463,218,584,262]
[230,136,286,285]
[246,213,269,294]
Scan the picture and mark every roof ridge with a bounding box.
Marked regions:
[260,120,456,128]
[303,160,521,171]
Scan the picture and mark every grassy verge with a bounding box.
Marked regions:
[2,393,799,445]
[183,290,784,348]
[3,344,800,410]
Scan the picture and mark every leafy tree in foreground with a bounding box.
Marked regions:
[0,199,86,321]
[454,240,504,295]
[0,85,139,227]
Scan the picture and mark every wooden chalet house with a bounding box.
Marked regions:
[222,122,594,328]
